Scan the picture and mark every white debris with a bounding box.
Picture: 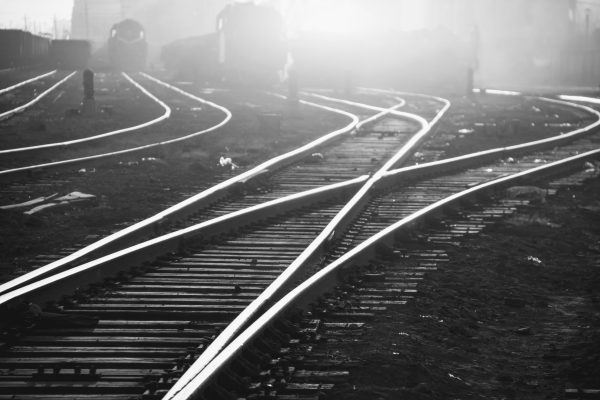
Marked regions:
[23,192,96,215]
[219,156,238,170]
[526,256,543,265]
[584,161,597,173]
[55,191,96,202]
[448,373,463,381]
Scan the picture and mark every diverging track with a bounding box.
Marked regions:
[0,91,448,399]
[1,90,597,400]
[0,86,435,298]
[160,95,600,400]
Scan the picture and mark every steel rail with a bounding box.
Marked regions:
[559,94,600,105]
[0,71,76,121]
[167,93,599,399]
[0,94,410,298]
[0,92,439,399]
[0,76,234,296]
[305,91,432,126]
[0,85,369,297]
[355,97,406,131]
[162,96,448,400]
[380,96,600,185]
[0,70,57,95]
[177,137,600,400]
[303,92,450,171]
[0,73,230,177]
[0,175,368,310]
[0,73,172,155]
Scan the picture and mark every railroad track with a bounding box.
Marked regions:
[0,72,227,174]
[0,83,441,292]
[0,70,58,96]
[0,70,75,121]
[155,94,600,400]
[0,89,448,399]
[0,90,596,400]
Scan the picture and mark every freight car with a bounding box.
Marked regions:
[108,19,147,71]
[0,29,50,70]
[161,2,286,85]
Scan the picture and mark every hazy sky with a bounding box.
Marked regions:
[0,0,73,28]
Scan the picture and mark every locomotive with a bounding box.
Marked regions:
[108,19,147,71]
[161,2,286,85]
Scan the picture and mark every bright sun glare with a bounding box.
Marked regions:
[297,0,427,34]
[301,4,368,34]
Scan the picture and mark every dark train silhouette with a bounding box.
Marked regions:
[108,19,147,71]
[161,2,286,85]
[0,30,51,70]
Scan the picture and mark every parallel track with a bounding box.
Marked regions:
[0,92,443,399]
[0,86,438,295]
[0,71,75,121]
[1,90,597,400]
[159,94,600,400]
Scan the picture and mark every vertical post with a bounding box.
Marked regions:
[83,69,94,100]
[82,69,95,114]
[467,67,474,96]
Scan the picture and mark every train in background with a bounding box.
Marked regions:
[0,30,51,70]
[0,29,91,71]
[108,19,147,71]
[161,2,286,85]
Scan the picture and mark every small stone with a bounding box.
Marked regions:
[515,326,532,335]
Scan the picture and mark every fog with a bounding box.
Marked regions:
[4,0,600,90]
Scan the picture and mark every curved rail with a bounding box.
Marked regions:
[0,98,422,302]
[0,73,230,176]
[381,96,600,184]
[172,95,600,400]
[355,97,406,131]
[0,85,361,297]
[0,71,76,121]
[0,70,57,95]
[0,92,441,400]
[0,175,369,308]
[0,73,172,155]
[0,92,415,298]
[559,94,600,105]
[162,95,449,400]
[183,144,600,399]
[306,92,431,126]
